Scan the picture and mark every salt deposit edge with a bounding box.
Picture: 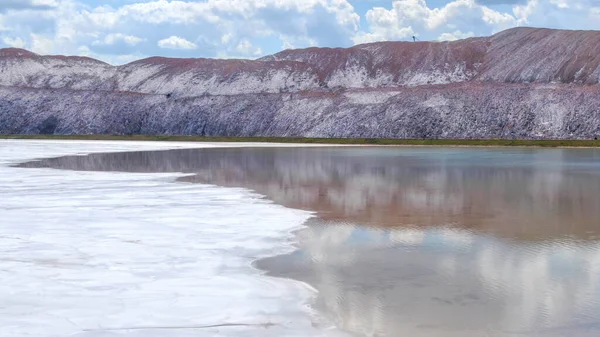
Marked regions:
[0,140,347,337]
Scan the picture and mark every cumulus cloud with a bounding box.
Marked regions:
[29,33,54,54]
[354,0,600,44]
[1,0,599,64]
[0,0,360,63]
[214,40,265,59]
[158,36,197,50]
[2,36,26,48]
[354,0,518,44]
[512,0,600,28]
[438,30,475,41]
[93,33,144,46]
[235,39,263,57]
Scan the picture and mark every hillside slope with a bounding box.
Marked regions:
[1,27,599,138]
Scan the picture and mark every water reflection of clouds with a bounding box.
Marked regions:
[298,223,600,336]
[314,225,475,249]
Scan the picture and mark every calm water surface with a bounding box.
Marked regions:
[21,147,600,337]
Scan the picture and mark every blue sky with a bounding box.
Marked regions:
[1,0,599,64]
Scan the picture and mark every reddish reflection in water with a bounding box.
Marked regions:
[22,147,600,239]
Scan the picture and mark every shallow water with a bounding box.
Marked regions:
[20,146,600,337]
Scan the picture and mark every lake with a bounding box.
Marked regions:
[19,146,600,337]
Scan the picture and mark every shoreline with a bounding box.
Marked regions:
[2,134,600,148]
[1,140,345,337]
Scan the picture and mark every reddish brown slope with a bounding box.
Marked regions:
[480,27,600,84]
[0,48,108,65]
[263,37,489,87]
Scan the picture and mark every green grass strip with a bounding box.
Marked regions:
[1,134,599,147]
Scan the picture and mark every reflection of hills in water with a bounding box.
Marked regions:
[20,147,600,336]
[21,147,600,239]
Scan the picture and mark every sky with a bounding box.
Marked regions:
[0,0,599,64]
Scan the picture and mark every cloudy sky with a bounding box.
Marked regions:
[0,0,599,64]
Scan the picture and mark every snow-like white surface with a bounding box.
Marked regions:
[404,64,474,87]
[0,140,345,337]
[116,64,320,97]
[0,58,116,91]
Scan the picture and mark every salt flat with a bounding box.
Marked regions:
[0,140,345,337]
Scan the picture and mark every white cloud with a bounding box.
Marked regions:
[114,0,221,25]
[0,0,359,63]
[438,30,475,41]
[93,33,144,46]
[30,33,54,54]
[157,36,197,50]
[281,38,296,50]
[1,0,600,64]
[355,0,517,44]
[235,39,263,57]
[481,6,515,25]
[513,0,538,24]
[512,0,600,28]
[2,36,26,48]
[221,33,233,44]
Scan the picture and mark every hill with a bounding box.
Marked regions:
[1,27,599,139]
